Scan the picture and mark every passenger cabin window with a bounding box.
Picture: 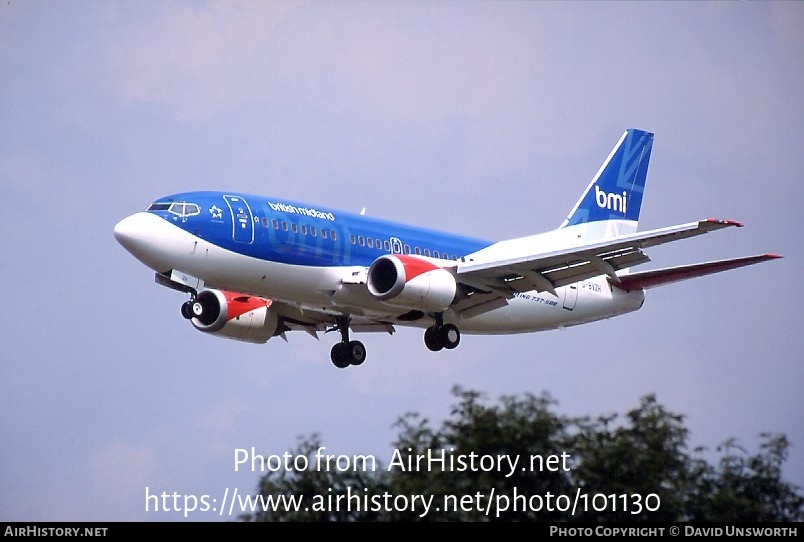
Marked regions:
[367,238,374,248]
[358,235,365,246]
[330,231,337,241]
[272,219,279,229]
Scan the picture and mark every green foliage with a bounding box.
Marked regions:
[686,433,803,521]
[570,394,692,521]
[244,433,390,521]
[241,388,803,522]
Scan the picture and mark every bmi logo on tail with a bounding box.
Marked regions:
[595,185,628,213]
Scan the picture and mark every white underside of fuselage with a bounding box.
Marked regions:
[115,212,645,335]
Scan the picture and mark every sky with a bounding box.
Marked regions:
[1,0,802,522]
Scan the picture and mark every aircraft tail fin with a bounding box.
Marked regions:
[560,129,654,240]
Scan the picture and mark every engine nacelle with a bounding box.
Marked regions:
[366,254,457,311]
[190,289,279,344]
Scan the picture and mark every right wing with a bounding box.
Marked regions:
[451,219,745,316]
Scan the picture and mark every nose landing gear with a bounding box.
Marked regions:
[181,300,195,320]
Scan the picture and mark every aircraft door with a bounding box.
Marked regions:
[224,195,254,244]
[563,284,578,311]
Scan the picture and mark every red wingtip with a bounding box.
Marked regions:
[764,253,783,259]
[705,218,744,227]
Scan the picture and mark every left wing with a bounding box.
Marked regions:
[609,253,781,290]
[453,219,742,314]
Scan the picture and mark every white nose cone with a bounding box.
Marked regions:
[113,213,143,249]
[113,212,183,272]
[114,213,158,256]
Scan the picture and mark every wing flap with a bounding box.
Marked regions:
[539,248,652,288]
[452,293,509,318]
[349,323,396,334]
[270,300,399,338]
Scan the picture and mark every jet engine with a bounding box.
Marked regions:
[185,289,279,344]
[366,254,457,311]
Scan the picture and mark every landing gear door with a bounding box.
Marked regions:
[224,195,254,244]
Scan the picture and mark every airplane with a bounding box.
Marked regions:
[113,128,780,368]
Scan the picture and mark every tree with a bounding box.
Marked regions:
[242,433,390,521]
[569,394,693,521]
[686,433,803,521]
[241,388,803,521]
[386,387,575,521]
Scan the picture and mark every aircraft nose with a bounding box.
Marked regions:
[113,214,137,247]
[113,212,175,271]
[113,213,154,253]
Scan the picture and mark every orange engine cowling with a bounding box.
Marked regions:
[189,289,279,344]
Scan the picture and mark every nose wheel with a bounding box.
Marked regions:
[180,300,194,320]
[180,294,208,321]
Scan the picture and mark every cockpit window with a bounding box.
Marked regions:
[148,201,201,217]
[176,203,200,216]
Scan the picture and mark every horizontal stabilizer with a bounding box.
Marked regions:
[610,254,782,290]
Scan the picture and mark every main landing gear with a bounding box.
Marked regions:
[423,316,460,352]
[329,315,460,367]
[330,316,366,369]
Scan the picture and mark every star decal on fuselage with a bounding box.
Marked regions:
[209,205,223,219]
